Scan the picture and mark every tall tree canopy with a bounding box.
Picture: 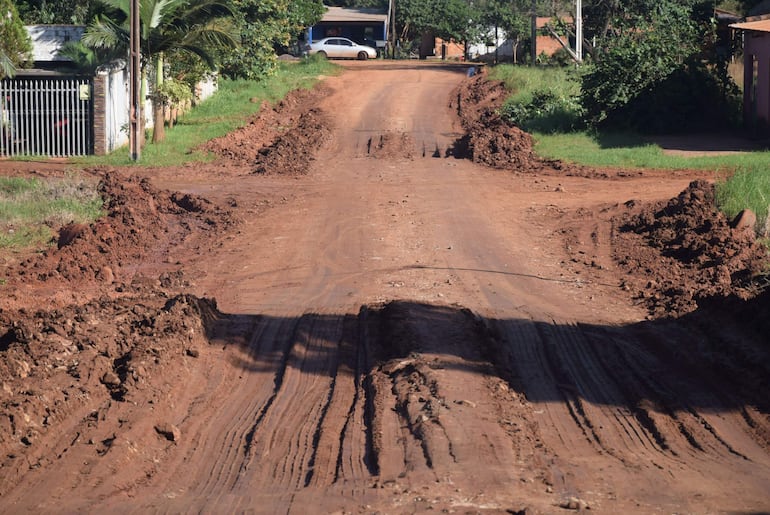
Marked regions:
[220,0,324,80]
[0,0,33,79]
[84,0,238,142]
[581,0,741,132]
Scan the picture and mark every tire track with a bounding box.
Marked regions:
[195,316,301,498]
[237,313,345,493]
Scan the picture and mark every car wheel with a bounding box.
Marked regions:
[317,51,327,59]
[357,51,368,60]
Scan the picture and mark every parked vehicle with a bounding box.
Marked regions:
[304,38,377,60]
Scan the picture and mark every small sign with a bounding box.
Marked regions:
[79,84,91,101]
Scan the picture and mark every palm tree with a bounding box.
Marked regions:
[57,40,125,75]
[83,0,238,143]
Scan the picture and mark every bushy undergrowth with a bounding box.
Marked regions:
[489,64,584,133]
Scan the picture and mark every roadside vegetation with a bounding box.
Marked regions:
[0,175,103,250]
[493,62,770,231]
[76,56,337,167]
[1,57,334,252]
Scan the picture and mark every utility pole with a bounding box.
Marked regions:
[575,0,583,63]
[129,0,141,161]
[389,0,396,59]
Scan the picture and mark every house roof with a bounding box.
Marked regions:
[320,6,388,23]
[730,19,770,33]
[715,8,741,23]
[26,25,85,62]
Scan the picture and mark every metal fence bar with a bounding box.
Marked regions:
[0,76,93,157]
[54,79,61,156]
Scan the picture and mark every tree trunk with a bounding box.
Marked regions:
[152,53,166,144]
[152,97,165,143]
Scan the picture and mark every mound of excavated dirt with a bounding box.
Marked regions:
[451,74,539,170]
[2,170,235,309]
[198,86,332,175]
[612,180,768,317]
[0,293,215,495]
[11,172,234,283]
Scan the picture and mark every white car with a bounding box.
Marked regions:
[304,37,377,60]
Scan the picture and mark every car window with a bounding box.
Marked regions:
[341,39,352,46]
[325,39,338,46]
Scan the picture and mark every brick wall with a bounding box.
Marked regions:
[93,73,107,156]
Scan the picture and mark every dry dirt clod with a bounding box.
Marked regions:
[100,371,121,386]
[559,497,589,510]
[154,423,181,442]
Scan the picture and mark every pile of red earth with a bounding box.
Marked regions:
[612,180,769,317]
[0,293,217,494]
[451,73,539,170]
[8,172,233,289]
[198,86,332,175]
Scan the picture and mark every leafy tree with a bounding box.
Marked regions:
[84,0,238,143]
[396,0,475,41]
[14,0,99,24]
[580,0,740,132]
[0,0,33,79]
[220,0,324,80]
[477,0,532,63]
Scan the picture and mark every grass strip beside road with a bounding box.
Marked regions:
[490,64,770,229]
[0,175,103,250]
[533,131,770,224]
[76,57,338,167]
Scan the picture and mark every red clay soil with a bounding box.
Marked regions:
[0,62,768,514]
[199,86,332,175]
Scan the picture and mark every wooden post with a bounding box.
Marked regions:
[129,0,141,161]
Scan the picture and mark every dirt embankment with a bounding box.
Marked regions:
[5,172,234,301]
[612,180,768,316]
[198,86,332,175]
[451,74,539,170]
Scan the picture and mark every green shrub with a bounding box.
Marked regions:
[500,89,584,133]
[490,64,584,133]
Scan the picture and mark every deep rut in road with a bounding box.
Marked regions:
[3,294,767,512]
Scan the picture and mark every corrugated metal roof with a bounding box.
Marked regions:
[730,19,770,33]
[320,6,388,23]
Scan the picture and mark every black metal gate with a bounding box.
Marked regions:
[1,76,93,157]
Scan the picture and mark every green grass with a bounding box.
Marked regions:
[532,131,770,172]
[488,63,770,232]
[489,64,581,104]
[0,175,104,249]
[533,130,770,225]
[716,168,770,229]
[75,56,338,167]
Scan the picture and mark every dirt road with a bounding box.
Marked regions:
[0,62,768,513]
